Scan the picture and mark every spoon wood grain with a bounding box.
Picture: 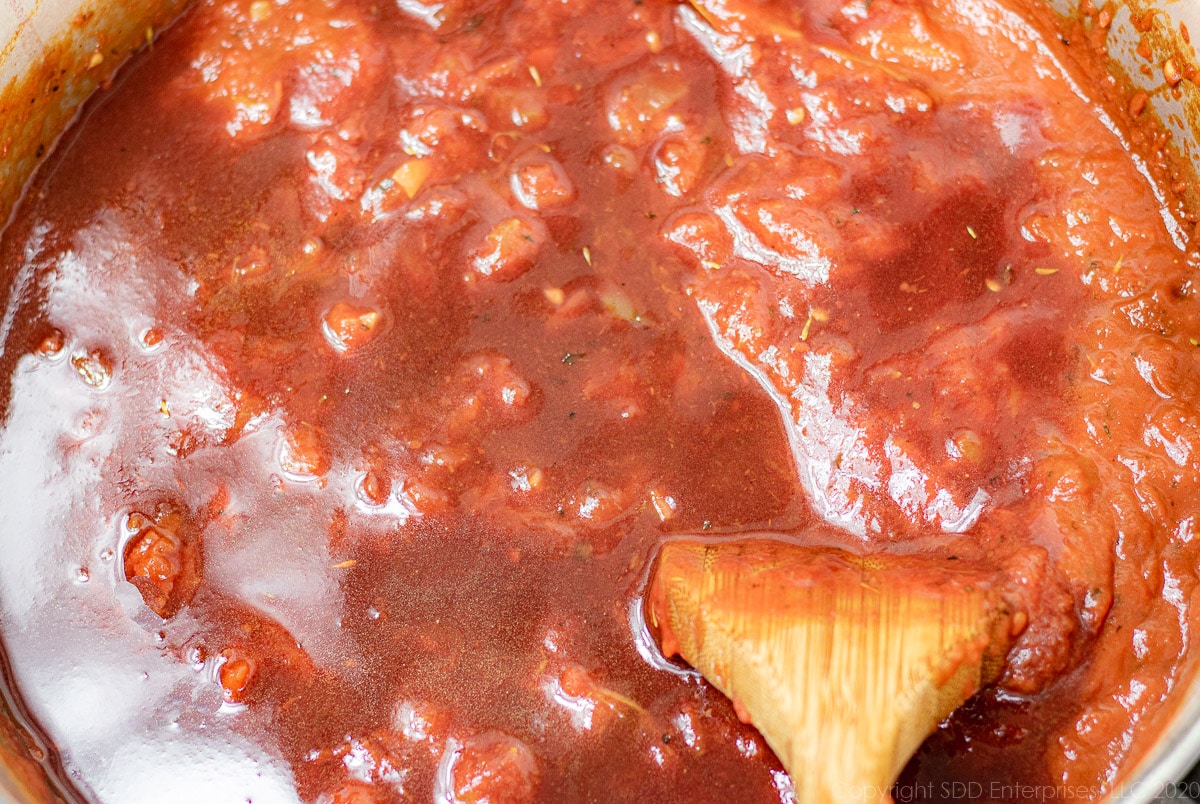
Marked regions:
[647,540,1017,804]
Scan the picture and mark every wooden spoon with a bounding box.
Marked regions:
[646,539,1018,804]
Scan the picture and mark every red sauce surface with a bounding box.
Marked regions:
[0,0,1198,801]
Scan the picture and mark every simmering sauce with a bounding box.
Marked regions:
[0,0,1197,801]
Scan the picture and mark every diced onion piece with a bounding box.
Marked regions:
[392,159,432,200]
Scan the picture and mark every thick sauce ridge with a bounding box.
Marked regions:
[0,0,1197,801]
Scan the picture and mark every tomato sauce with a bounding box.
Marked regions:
[0,0,1196,801]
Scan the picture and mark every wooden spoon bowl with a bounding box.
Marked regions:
[647,539,1019,803]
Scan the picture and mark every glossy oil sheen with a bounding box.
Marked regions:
[0,0,1196,801]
